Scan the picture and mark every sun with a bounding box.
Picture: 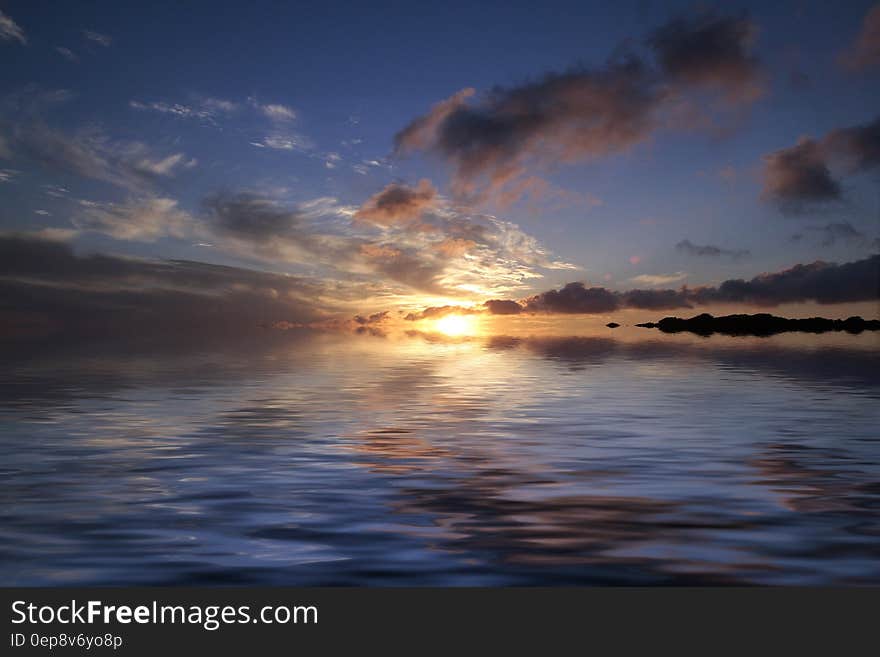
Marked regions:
[433,314,476,337]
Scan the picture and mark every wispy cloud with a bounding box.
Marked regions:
[55,47,79,62]
[259,103,296,122]
[252,133,312,151]
[129,97,239,125]
[73,197,194,242]
[629,272,688,286]
[0,10,26,45]
[129,151,197,177]
[7,123,197,191]
[82,30,112,47]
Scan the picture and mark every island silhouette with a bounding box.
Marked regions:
[635,313,880,337]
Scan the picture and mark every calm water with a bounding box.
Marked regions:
[1,329,879,585]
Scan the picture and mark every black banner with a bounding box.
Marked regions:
[2,588,877,654]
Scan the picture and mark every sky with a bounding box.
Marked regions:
[0,0,879,337]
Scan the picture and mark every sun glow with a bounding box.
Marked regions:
[433,314,477,337]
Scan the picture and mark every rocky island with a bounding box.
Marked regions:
[635,313,880,336]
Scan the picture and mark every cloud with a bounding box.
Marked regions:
[253,133,312,151]
[761,115,880,211]
[404,305,478,321]
[56,176,574,301]
[676,239,750,259]
[484,299,523,315]
[6,123,195,191]
[435,237,477,257]
[354,179,438,226]
[629,271,687,286]
[0,232,342,338]
[824,115,880,171]
[82,30,112,47]
[204,192,302,243]
[130,152,195,177]
[792,222,871,247]
[394,88,475,153]
[129,98,239,124]
[524,282,620,313]
[647,11,762,102]
[0,168,18,183]
[620,288,694,310]
[484,255,880,316]
[761,137,841,210]
[394,57,660,201]
[839,4,880,71]
[55,47,79,63]
[693,255,880,306]
[73,197,195,242]
[199,193,445,294]
[0,10,26,45]
[394,10,763,202]
[259,103,296,122]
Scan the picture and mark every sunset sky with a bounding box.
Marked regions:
[1,0,878,337]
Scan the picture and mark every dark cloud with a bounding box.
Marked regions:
[620,288,693,310]
[395,56,659,200]
[824,115,880,171]
[484,299,523,315]
[793,222,870,247]
[204,192,300,241]
[394,10,762,202]
[839,4,880,71]
[762,115,880,212]
[676,239,750,259]
[761,138,841,210]
[693,255,880,306]
[524,282,620,314]
[354,179,438,226]
[647,11,762,101]
[487,255,880,316]
[0,233,336,339]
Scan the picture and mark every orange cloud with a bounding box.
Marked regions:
[435,237,477,257]
[354,179,438,227]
